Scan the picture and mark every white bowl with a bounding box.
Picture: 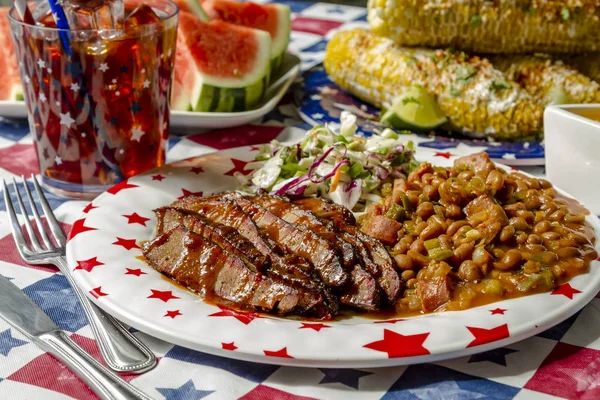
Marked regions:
[544,105,600,215]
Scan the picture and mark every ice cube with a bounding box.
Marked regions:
[124,4,162,28]
[61,0,125,30]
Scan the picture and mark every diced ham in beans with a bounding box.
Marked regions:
[453,152,491,171]
[360,215,402,245]
[417,275,451,312]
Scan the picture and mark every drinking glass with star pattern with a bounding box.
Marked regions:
[8,0,178,199]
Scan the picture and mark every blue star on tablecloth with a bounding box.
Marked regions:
[0,329,28,356]
[156,380,213,400]
[131,101,142,115]
[318,368,373,389]
[468,348,519,367]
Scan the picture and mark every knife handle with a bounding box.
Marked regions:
[36,330,153,400]
[55,257,156,373]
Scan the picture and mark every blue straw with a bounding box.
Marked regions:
[46,0,71,57]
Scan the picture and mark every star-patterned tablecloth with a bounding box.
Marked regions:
[0,2,599,399]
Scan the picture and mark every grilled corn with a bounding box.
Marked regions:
[559,53,600,83]
[324,28,543,140]
[368,0,600,54]
[490,55,600,105]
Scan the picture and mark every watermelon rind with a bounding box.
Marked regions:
[269,4,291,71]
[178,0,210,21]
[189,28,271,112]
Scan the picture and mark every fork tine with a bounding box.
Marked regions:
[21,176,53,250]
[31,175,67,246]
[12,178,42,251]
[2,180,30,256]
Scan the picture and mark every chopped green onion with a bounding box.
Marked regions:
[348,163,364,179]
[470,14,482,28]
[381,182,393,197]
[386,203,406,221]
[401,193,414,211]
[424,238,441,251]
[434,205,445,219]
[429,248,454,261]
[404,221,417,236]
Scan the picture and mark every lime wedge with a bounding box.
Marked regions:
[546,85,572,105]
[380,86,447,131]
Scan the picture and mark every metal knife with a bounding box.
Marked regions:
[0,274,153,400]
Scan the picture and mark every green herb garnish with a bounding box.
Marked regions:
[561,7,570,21]
[470,15,482,28]
[450,86,461,97]
[490,79,511,91]
[456,65,476,81]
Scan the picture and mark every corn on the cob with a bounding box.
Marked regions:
[490,55,600,105]
[368,0,600,54]
[324,28,543,140]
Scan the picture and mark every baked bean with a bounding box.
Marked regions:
[524,190,541,210]
[539,178,552,189]
[414,221,428,236]
[558,239,577,248]
[523,260,541,274]
[438,234,453,250]
[421,173,434,185]
[493,249,523,270]
[541,231,560,241]
[564,213,585,223]
[458,260,483,281]
[438,181,461,204]
[516,209,535,223]
[393,237,412,254]
[410,239,425,254]
[407,250,429,267]
[492,248,506,259]
[500,226,515,242]
[445,204,462,219]
[526,233,542,245]
[540,202,558,215]
[533,220,552,234]
[401,270,415,281]
[568,232,590,245]
[472,246,492,268]
[458,170,474,182]
[542,188,556,198]
[447,220,470,237]
[394,254,414,271]
[509,216,529,231]
[406,190,420,206]
[533,251,558,265]
[515,231,528,244]
[416,202,435,219]
[406,278,417,289]
[556,247,581,259]
[525,243,546,254]
[423,185,438,200]
[452,242,475,264]
[486,170,504,193]
[548,210,566,222]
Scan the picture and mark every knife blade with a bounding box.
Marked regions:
[0,274,151,400]
[0,274,58,339]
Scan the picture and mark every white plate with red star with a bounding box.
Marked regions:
[0,53,300,131]
[65,147,600,368]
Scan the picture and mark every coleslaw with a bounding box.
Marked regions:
[237,112,419,211]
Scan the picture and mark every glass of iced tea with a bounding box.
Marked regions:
[8,0,178,199]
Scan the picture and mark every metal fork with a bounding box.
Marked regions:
[3,176,157,373]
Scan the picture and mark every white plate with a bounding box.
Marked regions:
[0,53,300,131]
[66,147,600,368]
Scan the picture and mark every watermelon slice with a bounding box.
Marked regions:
[201,0,291,70]
[0,8,24,101]
[178,11,271,112]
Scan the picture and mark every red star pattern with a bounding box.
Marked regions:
[112,237,140,250]
[490,308,507,315]
[434,151,453,159]
[374,319,405,324]
[147,289,180,303]
[90,286,108,299]
[552,283,582,300]
[123,212,150,226]
[224,158,252,176]
[164,310,182,319]
[299,323,331,332]
[74,257,104,272]
[177,189,203,200]
[82,203,97,213]
[151,174,165,181]
[264,347,293,359]
[363,329,430,358]
[190,166,204,174]
[222,342,237,351]
[107,179,139,195]
[125,268,146,277]
[208,305,262,325]
[466,324,510,347]
[67,218,96,241]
